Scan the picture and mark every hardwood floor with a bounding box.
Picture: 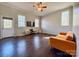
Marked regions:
[0,34,53,57]
[0,34,71,57]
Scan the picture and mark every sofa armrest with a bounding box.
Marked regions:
[49,37,76,56]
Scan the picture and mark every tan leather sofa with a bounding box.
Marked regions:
[49,32,76,56]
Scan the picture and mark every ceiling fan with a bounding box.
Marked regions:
[33,2,47,12]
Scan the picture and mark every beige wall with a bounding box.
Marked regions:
[0,4,73,38]
[0,4,37,37]
[41,6,73,35]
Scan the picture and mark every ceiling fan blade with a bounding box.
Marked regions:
[40,2,42,4]
[42,6,47,8]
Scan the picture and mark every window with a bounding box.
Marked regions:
[61,10,69,26]
[3,19,12,28]
[35,19,39,27]
[18,15,26,27]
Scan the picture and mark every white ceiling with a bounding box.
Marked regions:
[0,2,73,16]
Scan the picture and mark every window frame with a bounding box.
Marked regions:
[35,18,39,27]
[2,17,13,29]
[18,15,26,28]
[61,10,70,26]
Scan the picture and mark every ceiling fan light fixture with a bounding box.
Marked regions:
[33,2,47,12]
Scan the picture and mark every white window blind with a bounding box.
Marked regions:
[35,19,39,27]
[3,19,13,28]
[61,10,69,26]
[18,15,26,27]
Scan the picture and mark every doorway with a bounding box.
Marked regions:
[1,17,14,38]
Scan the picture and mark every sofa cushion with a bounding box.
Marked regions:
[66,35,73,41]
[59,32,67,35]
[66,31,73,37]
[66,32,73,41]
[56,34,67,40]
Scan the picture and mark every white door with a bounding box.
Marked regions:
[1,17,14,38]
